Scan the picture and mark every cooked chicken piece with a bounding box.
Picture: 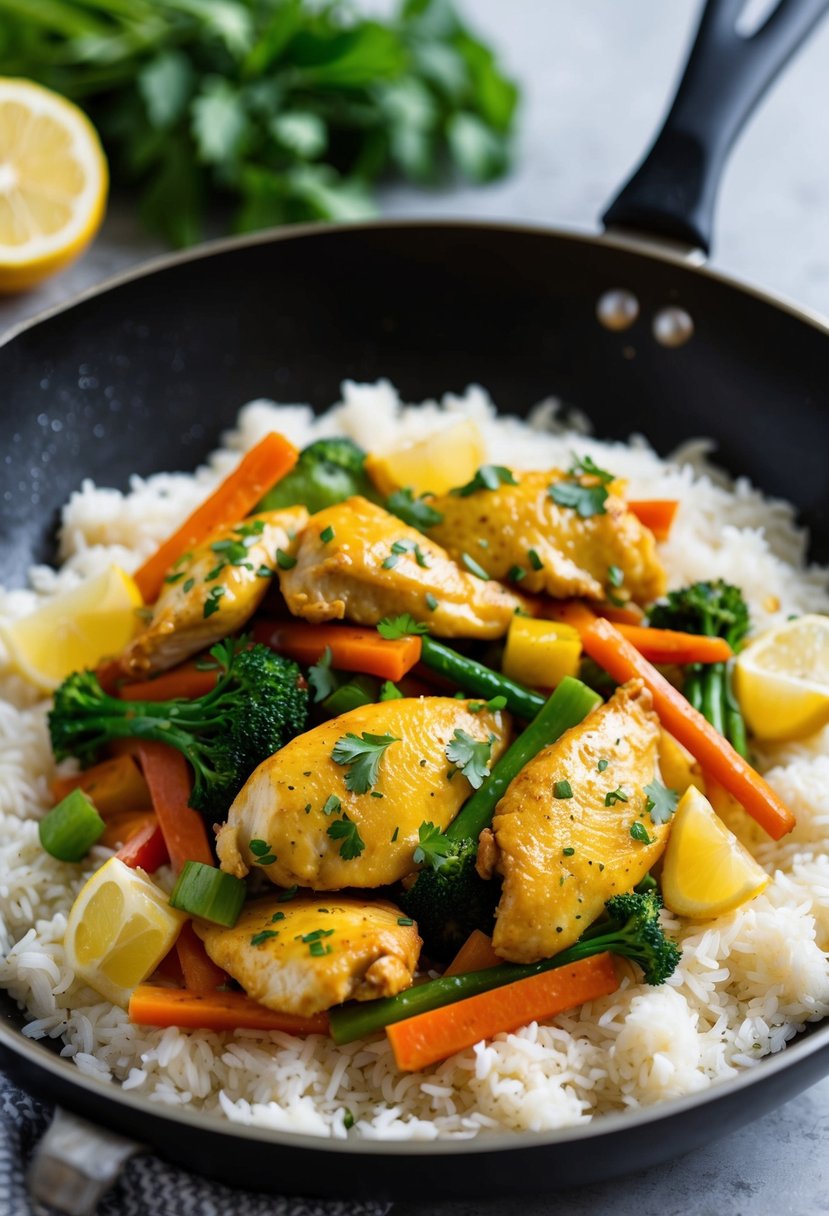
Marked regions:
[427,471,665,606]
[121,507,308,676]
[487,680,666,963]
[217,696,510,890]
[195,894,421,1016]
[277,496,525,639]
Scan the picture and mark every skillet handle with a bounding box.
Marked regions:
[27,1106,139,1214]
[602,0,829,253]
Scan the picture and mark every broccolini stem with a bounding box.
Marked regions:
[683,665,705,713]
[420,636,545,721]
[447,677,601,843]
[724,668,749,757]
[702,663,726,737]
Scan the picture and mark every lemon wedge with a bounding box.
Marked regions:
[1,565,143,692]
[661,786,769,920]
[733,613,829,741]
[64,857,185,1008]
[0,78,108,293]
[364,418,487,497]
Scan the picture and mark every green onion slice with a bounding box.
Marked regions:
[38,788,105,862]
[169,860,246,927]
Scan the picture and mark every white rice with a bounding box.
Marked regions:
[2,380,829,1139]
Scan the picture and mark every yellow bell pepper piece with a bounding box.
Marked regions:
[502,617,582,690]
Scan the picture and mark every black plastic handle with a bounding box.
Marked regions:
[602,0,829,253]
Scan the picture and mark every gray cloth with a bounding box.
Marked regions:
[1,1069,391,1216]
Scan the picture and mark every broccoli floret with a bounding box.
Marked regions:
[49,638,308,821]
[648,580,751,756]
[567,890,681,985]
[259,437,378,513]
[398,837,499,961]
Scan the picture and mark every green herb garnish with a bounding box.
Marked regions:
[331,731,399,793]
[644,779,679,825]
[377,614,430,640]
[451,465,518,496]
[445,729,493,789]
[327,814,366,861]
[630,820,653,844]
[553,780,573,799]
[461,552,490,580]
[604,786,629,806]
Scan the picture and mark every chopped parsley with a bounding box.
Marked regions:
[250,930,279,946]
[271,911,285,923]
[277,885,298,902]
[380,680,403,701]
[644,779,679,825]
[249,838,276,865]
[604,786,629,806]
[203,585,225,618]
[308,939,333,957]
[320,525,335,544]
[255,565,273,578]
[390,826,399,842]
[527,548,543,571]
[461,552,490,580]
[327,813,365,860]
[451,465,518,496]
[508,564,527,582]
[548,454,615,518]
[321,794,341,817]
[413,820,455,872]
[331,731,400,793]
[386,487,444,530]
[342,1108,355,1130]
[382,552,399,569]
[468,695,508,713]
[562,846,575,857]
[301,928,335,942]
[397,917,414,926]
[425,592,439,612]
[308,646,338,703]
[630,820,653,844]
[164,570,186,584]
[445,729,494,789]
[275,548,297,570]
[377,613,430,640]
[608,564,624,588]
[182,577,195,594]
[387,538,430,567]
[597,758,609,772]
[553,780,573,799]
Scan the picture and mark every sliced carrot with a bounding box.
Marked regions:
[95,658,124,695]
[52,754,151,816]
[116,818,169,872]
[597,603,644,626]
[628,499,679,541]
[443,930,502,977]
[581,616,796,840]
[133,432,299,603]
[387,953,619,1071]
[175,921,227,992]
[100,810,156,851]
[132,740,213,870]
[153,948,184,987]
[119,661,219,703]
[252,619,423,683]
[129,984,329,1035]
[541,600,731,664]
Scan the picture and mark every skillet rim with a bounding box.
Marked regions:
[2,213,829,1159]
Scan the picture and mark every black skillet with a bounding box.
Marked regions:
[2,0,829,1202]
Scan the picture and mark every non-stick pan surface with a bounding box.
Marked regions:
[2,0,829,1200]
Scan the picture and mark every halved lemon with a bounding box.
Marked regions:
[364,418,487,497]
[0,78,108,293]
[64,857,185,1008]
[0,565,143,692]
[733,613,829,741]
[661,786,769,920]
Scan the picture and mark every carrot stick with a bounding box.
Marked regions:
[386,953,619,1071]
[581,616,796,840]
[52,754,151,816]
[628,499,679,541]
[119,662,219,703]
[129,984,329,1035]
[541,600,731,664]
[443,930,502,978]
[133,740,213,870]
[116,818,169,872]
[252,619,422,682]
[134,433,299,603]
[175,921,227,991]
[597,603,644,626]
[100,810,157,851]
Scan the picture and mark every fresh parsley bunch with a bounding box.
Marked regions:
[0,0,520,246]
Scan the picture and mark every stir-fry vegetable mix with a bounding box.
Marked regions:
[36,427,798,1071]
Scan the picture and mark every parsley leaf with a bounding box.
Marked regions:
[327,813,366,861]
[549,454,617,519]
[630,820,654,844]
[331,731,400,793]
[604,786,629,806]
[445,729,493,789]
[413,821,456,872]
[377,614,430,640]
[644,779,679,825]
[386,487,444,530]
[553,780,573,799]
[308,646,338,703]
[451,465,518,496]
[321,794,341,817]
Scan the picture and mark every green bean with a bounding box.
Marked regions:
[420,635,545,720]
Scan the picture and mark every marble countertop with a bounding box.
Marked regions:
[2,2,829,1213]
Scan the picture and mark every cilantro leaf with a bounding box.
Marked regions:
[308,646,338,703]
[413,821,457,873]
[644,779,679,826]
[327,813,366,861]
[377,614,430,640]
[445,729,493,789]
[630,820,654,844]
[604,786,629,807]
[331,731,400,794]
[548,454,617,518]
[386,488,444,530]
[451,465,518,497]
